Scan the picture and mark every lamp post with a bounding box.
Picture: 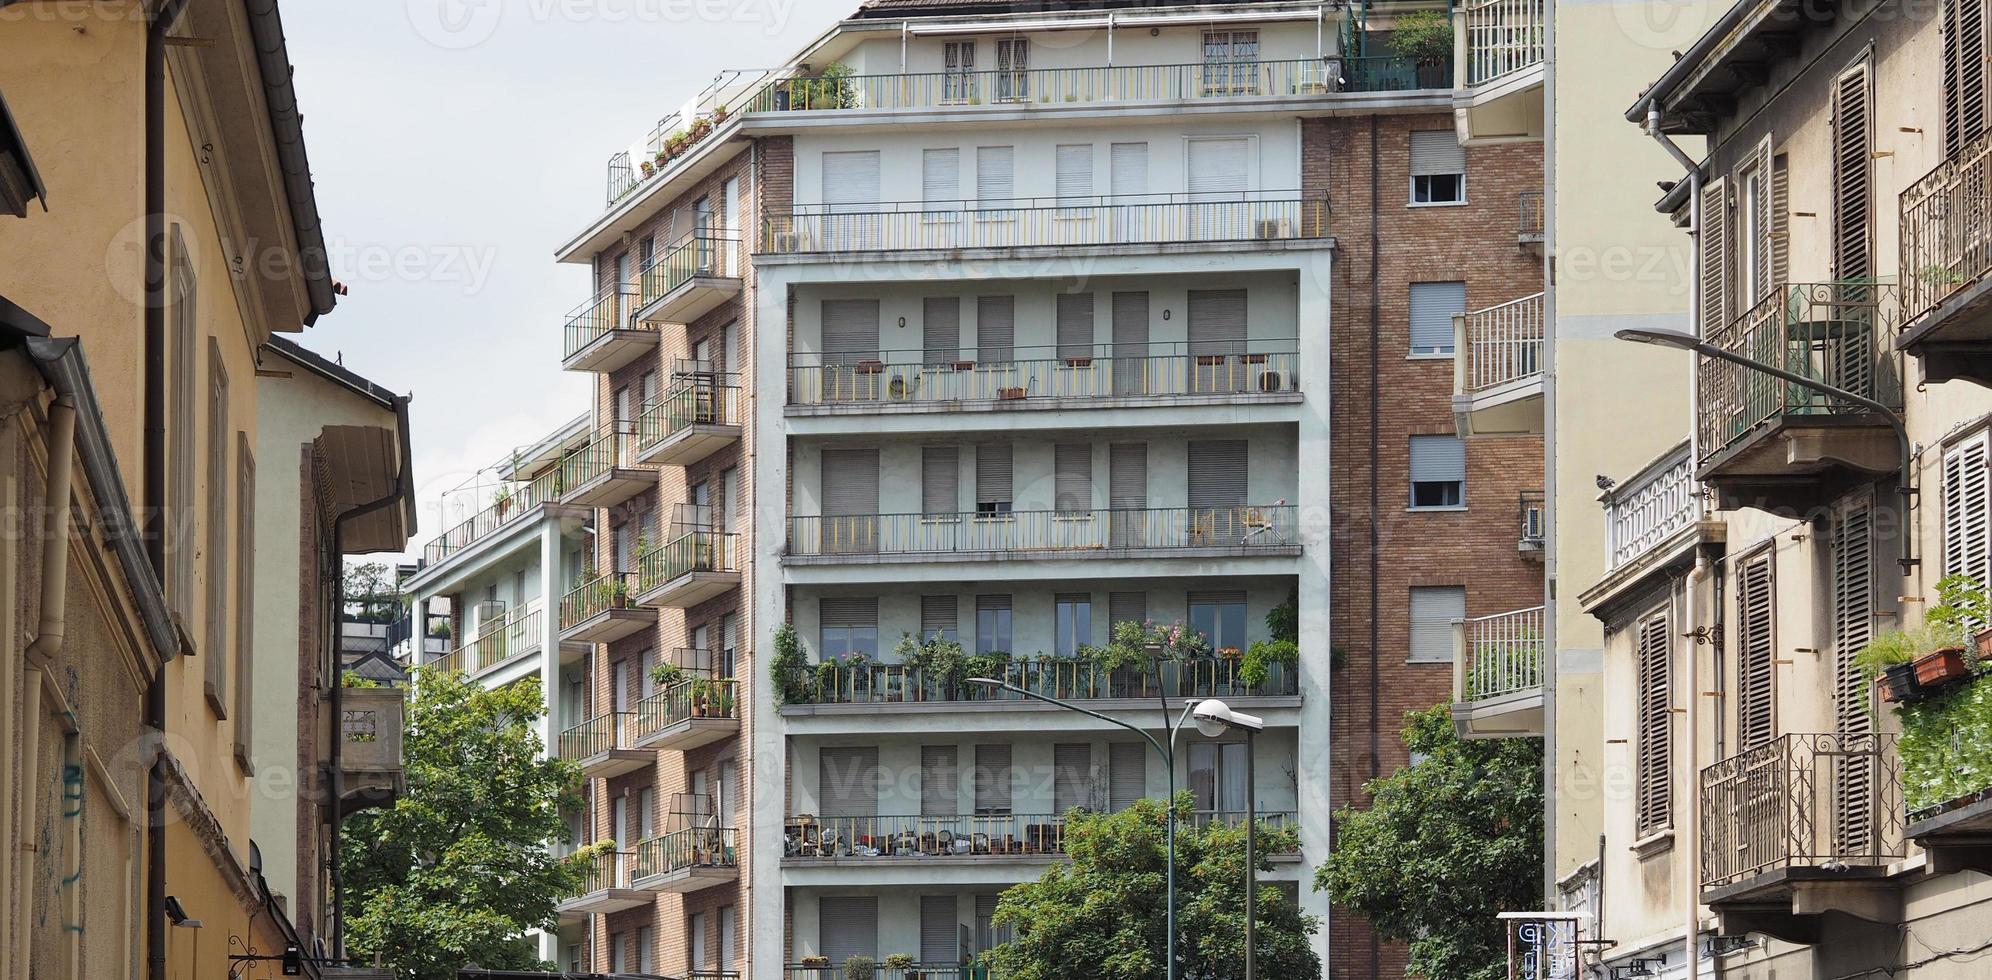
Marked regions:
[1193,699,1268,980]
[1613,326,1915,572]
[966,677,1196,980]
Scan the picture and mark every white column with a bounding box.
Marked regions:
[749,266,796,980]
[538,515,569,968]
[1293,247,1336,970]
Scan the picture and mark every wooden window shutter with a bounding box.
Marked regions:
[1943,432,1992,617]
[1831,61,1874,282]
[1945,0,1989,155]
[1634,608,1673,836]
[1770,154,1790,288]
[1832,490,1878,852]
[1736,551,1776,753]
[1699,176,1729,333]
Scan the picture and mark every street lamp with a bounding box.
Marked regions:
[1614,326,1915,572]
[966,677,1198,980]
[1193,700,1267,980]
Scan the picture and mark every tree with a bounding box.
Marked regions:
[341,672,599,979]
[987,796,1319,980]
[1314,703,1543,980]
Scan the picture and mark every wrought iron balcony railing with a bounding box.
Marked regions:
[559,572,640,631]
[1697,281,1902,467]
[422,467,565,565]
[1901,127,1992,326]
[1455,292,1544,394]
[783,810,1296,859]
[761,191,1328,255]
[635,530,739,592]
[789,343,1299,407]
[792,657,1297,706]
[637,377,739,447]
[1454,605,1544,702]
[1603,443,1699,572]
[1461,0,1545,85]
[787,505,1298,559]
[637,233,745,310]
[1700,732,1903,890]
[562,281,648,360]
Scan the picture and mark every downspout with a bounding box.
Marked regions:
[144,6,191,980]
[1366,113,1383,980]
[16,392,77,980]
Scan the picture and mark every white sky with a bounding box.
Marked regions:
[281,0,846,560]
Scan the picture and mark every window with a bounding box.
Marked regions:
[1736,551,1776,753]
[1409,281,1466,356]
[974,743,1012,814]
[820,597,878,661]
[1054,743,1092,812]
[1409,130,1466,204]
[819,747,880,818]
[923,445,960,517]
[608,931,626,972]
[721,612,739,678]
[976,594,1012,653]
[996,38,1030,102]
[637,926,654,974]
[1188,591,1247,653]
[921,745,958,816]
[232,435,255,770]
[924,296,961,364]
[1739,152,1771,305]
[1943,0,1989,154]
[639,786,656,839]
[1410,434,1466,508]
[1201,30,1261,95]
[924,148,962,205]
[1109,592,1147,630]
[167,226,196,623]
[974,894,1013,953]
[975,443,1012,514]
[1108,741,1146,811]
[204,339,230,717]
[1055,593,1091,655]
[1409,586,1465,663]
[1634,608,1673,835]
[1944,432,1992,617]
[1189,741,1248,813]
[1055,144,1094,205]
[976,146,1015,206]
[977,295,1015,363]
[944,41,977,102]
[719,906,738,969]
[921,594,959,643]
[689,913,708,970]
[1054,444,1092,514]
[1831,60,1873,281]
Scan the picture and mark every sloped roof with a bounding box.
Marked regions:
[855,0,1270,17]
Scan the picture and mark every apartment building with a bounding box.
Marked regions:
[0,2,413,977]
[532,0,1547,976]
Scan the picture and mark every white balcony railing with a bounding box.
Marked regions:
[1453,605,1545,703]
[1460,0,1546,85]
[1603,444,1699,572]
[1455,292,1544,394]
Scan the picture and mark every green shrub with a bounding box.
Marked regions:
[1388,11,1454,66]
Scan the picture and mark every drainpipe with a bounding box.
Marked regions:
[14,392,75,980]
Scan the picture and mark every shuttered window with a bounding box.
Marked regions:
[1831,61,1873,282]
[1054,743,1093,813]
[922,594,959,642]
[1109,444,1147,509]
[1109,741,1147,811]
[1740,139,1774,306]
[821,446,880,559]
[820,596,878,661]
[923,148,960,203]
[1409,586,1464,663]
[822,151,881,210]
[1057,292,1095,360]
[1111,142,1150,196]
[1410,434,1466,508]
[1944,0,1989,154]
[1944,433,1992,620]
[924,297,961,364]
[1833,491,1878,850]
[1055,444,1093,513]
[921,745,959,816]
[204,340,230,714]
[923,445,960,516]
[976,594,1012,654]
[819,746,880,817]
[1409,281,1466,356]
[1410,130,1466,203]
[1112,291,1152,394]
[1109,591,1148,628]
[977,295,1015,363]
[1187,137,1250,195]
[974,743,1013,813]
[1187,440,1248,508]
[233,437,255,767]
[1700,176,1729,333]
[1634,609,1673,836]
[1736,551,1777,753]
[1056,144,1094,202]
[822,299,880,364]
[921,896,959,965]
[1188,289,1248,354]
[1055,592,1092,656]
[975,443,1013,512]
[1771,154,1789,288]
[819,897,879,964]
[976,146,1015,205]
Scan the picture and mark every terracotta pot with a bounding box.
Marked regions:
[998,387,1027,400]
[1975,627,1992,661]
[1915,647,1971,687]
[952,360,976,371]
[1877,662,1918,703]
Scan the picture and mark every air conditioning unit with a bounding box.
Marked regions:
[1519,505,1547,553]
[1253,218,1292,240]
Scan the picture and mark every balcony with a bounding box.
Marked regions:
[446,608,543,677]
[562,281,658,374]
[1517,190,1545,253]
[1455,0,1545,142]
[1451,291,1544,438]
[1699,733,1904,943]
[1517,490,1545,558]
[1449,606,1543,740]
[558,572,657,644]
[785,505,1300,565]
[634,529,741,608]
[559,711,651,780]
[559,426,653,510]
[422,468,564,566]
[337,687,405,817]
[635,371,741,467]
[1899,129,1992,386]
[783,811,1297,865]
[636,233,745,325]
[1697,282,1902,514]
[1340,55,1453,94]
[784,657,1298,711]
[556,848,648,916]
[630,676,739,752]
[787,343,1300,417]
[1582,444,1724,613]
[632,826,739,893]
[760,191,1328,258]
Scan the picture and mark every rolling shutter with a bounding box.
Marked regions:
[921,745,959,816]
[1410,435,1467,487]
[1187,137,1250,195]
[1056,144,1095,201]
[1188,440,1248,508]
[822,299,880,364]
[1055,444,1093,513]
[923,148,961,204]
[1112,291,1151,394]
[976,444,1013,508]
[822,151,881,210]
[1108,742,1147,811]
[1700,177,1729,333]
[976,146,1015,204]
[1409,130,1466,177]
[1409,586,1465,664]
[1833,490,1877,851]
[822,448,880,517]
[921,896,959,965]
[925,297,961,364]
[1111,142,1150,196]
[1110,443,1149,547]
[977,296,1015,363]
[1635,609,1673,836]
[1831,62,1874,282]
[1053,743,1092,813]
[1109,591,1147,628]
[820,897,879,964]
[1188,289,1247,354]
[922,446,960,516]
[1946,0,1989,155]
[921,594,958,640]
[1943,433,1992,614]
[974,743,1012,813]
[1737,552,1777,753]
[819,746,880,817]
[1409,281,1466,355]
[821,597,877,630]
[1057,292,1095,359]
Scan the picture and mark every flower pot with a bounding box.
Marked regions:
[998,387,1027,400]
[855,360,885,375]
[1915,647,1972,687]
[1976,627,1992,661]
[952,360,976,371]
[1064,356,1093,368]
[1879,662,1921,703]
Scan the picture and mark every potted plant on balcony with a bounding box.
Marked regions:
[710,104,729,124]
[800,956,830,970]
[998,385,1028,400]
[1387,10,1454,87]
[689,677,713,717]
[608,575,632,610]
[1858,575,1989,701]
[714,679,736,718]
[772,623,814,705]
[883,954,918,978]
[844,956,877,980]
[492,483,514,519]
[650,661,684,688]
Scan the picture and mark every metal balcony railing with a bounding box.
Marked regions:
[1901,127,1992,326]
[631,677,739,738]
[422,467,565,564]
[574,847,638,893]
[788,504,1298,558]
[559,572,640,631]
[559,711,634,760]
[559,423,644,493]
[638,233,746,311]
[636,529,739,592]
[562,281,649,360]
[785,967,968,980]
[1455,292,1544,394]
[454,608,542,675]
[1461,0,1545,85]
[637,377,739,447]
[634,827,738,877]
[1700,732,1903,890]
[1453,606,1544,703]
[1603,443,1699,571]
[761,191,1328,255]
[1697,281,1902,466]
[746,58,1343,113]
[794,657,1298,706]
[789,343,1299,406]
[784,810,1296,859]
[1519,190,1545,238]
[1341,54,1453,92]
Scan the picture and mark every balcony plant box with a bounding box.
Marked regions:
[1064,356,1093,368]
[1243,353,1270,365]
[1195,354,1228,367]
[1976,626,1992,661]
[952,360,975,371]
[1915,647,1972,687]
[1879,662,1921,703]
[855,360,885,375]
[998,387,1028,400]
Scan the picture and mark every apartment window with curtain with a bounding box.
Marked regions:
[1410,434,1467,508]
[1055,593,1092,655]
[1634,608,1674,836]
[1189,741,1248,814]
[977,594,1012,653]
[1408,586,1464,663]
[1409,130,1467,204]
[1409,281,1466,357]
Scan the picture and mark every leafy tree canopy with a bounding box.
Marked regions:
[1314,703,1543,980]
[341,672,599,979]
[988,796,1319,980]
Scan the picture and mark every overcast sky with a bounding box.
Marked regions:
[280,0,844,559]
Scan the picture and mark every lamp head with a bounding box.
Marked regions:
[1192,699,1264,736]
[1613,327,1702,352]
